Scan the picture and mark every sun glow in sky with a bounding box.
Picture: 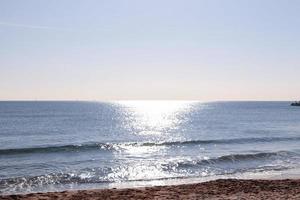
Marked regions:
[1,0,300,100]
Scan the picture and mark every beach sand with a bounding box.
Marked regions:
[1,179,300,200]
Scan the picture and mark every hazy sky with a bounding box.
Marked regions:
[1,0,300,101]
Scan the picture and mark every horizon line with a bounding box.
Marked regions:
[0,99,295,102]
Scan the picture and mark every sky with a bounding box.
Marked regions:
[1,0,300,101]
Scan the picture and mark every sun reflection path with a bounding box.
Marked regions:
[117,100,196,136]
[107,101,201,185]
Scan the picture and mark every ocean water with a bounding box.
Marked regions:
[1,101,300,194]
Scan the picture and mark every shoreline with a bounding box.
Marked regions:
[2,179,300,199]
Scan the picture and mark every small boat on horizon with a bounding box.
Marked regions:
[291,101,300,106]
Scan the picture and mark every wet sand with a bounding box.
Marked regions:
[1,179,300,200]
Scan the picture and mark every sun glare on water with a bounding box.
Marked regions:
[109,101,198,180]
[117,100,196,136]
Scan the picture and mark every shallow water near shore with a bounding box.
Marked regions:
[1,101,300,195]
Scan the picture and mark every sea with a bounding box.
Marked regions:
[1,101,300,195]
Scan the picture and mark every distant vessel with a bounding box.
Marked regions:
[291,101,300,106]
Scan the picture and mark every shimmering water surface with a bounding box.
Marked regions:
[1,101,300,194]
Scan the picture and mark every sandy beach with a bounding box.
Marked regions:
[1,179,300,200]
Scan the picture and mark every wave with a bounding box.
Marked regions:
[0,143,119,155]
[151,136,300,146]
[175,151,297,168]
[0,171,111,195]
[1,136,300,156]
[0,150,296,195]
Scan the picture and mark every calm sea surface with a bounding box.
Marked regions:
[1,101,300,194]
